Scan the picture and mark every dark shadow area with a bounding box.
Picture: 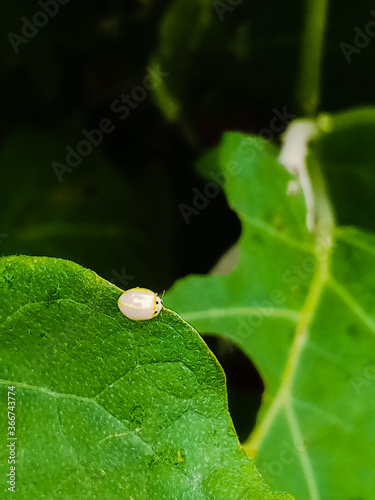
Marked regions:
[205,336,264,442]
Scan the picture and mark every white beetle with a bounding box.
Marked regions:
[118,287,163,320]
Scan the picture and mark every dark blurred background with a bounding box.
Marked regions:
[0,0,374,439]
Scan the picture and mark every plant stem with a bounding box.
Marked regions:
[306,136,336,247]
[296,0,330,117]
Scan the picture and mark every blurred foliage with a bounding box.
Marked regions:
[0,0,374,289]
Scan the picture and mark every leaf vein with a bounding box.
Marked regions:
[182,307,299,323]
[328,278,375,335]
[241,214,314,253]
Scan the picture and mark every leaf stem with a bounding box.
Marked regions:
[296,0,330,116]
[306,140,336,248]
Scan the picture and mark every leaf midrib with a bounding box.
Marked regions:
[242,239,333,500]
[182,307,299,322]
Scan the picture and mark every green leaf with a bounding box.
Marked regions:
[311,107,375,232]
[0,255,293,499]
[167,130,375,499]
